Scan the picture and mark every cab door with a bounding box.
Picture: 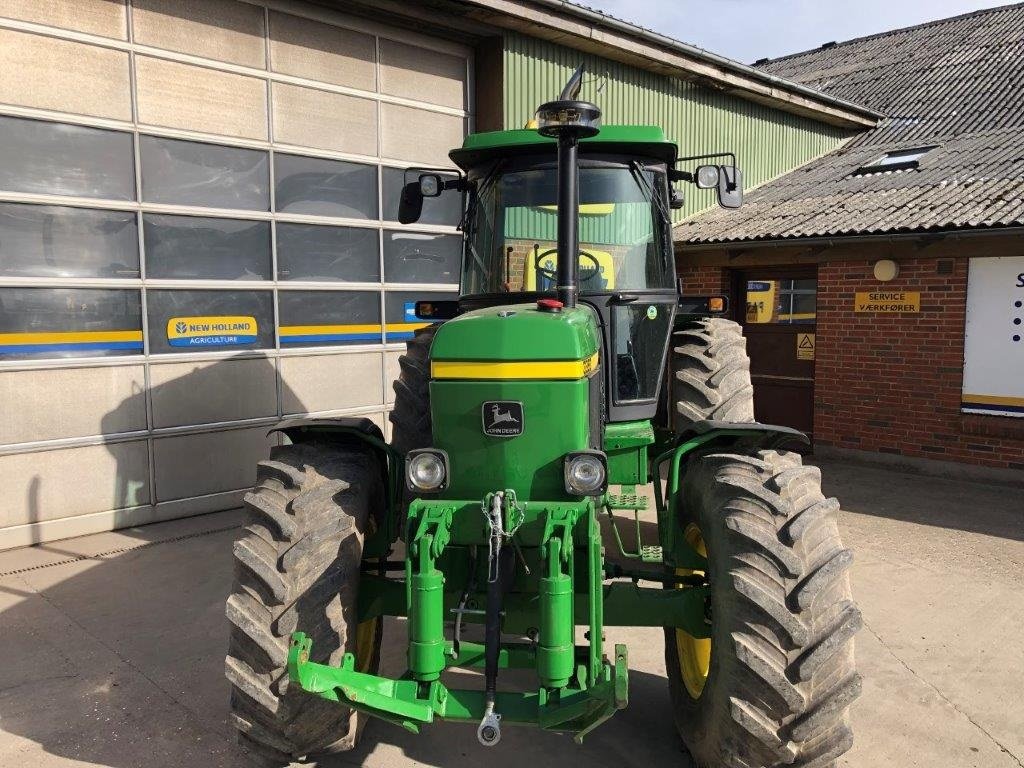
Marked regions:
[734,268,817,440]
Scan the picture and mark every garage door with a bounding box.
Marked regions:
[0,0,470,549]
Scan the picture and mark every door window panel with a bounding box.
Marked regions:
[140,136,270,210]
[745,279,817,324]
[0,287,142,359]
[611,301,672,403]
[276,223,380,282]
[278,290,381,346]
[0,116,135,201]
[274,154,377,219]
[0,203,139,279]
[143,214,271,280]
[383,230,460,284]
[146,290,273,354]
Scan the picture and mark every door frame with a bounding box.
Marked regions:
[730,265,818,441]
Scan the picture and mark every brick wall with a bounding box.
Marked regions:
[678,263,729,294]
[815,257,1024,469]
[675,252,1024,469]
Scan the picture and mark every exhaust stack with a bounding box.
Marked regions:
[535,66,602,309]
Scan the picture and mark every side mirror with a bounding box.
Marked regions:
[717,166,742,209]
[398,181,424,224]
[669,187,684,209]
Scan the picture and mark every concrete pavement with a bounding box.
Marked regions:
[0,458,1021,768]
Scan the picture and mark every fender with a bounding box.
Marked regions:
[652,419,810,568]
[673,418,809,454]
[268,417,402,551]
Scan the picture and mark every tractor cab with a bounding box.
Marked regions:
[402,126,691,422]
[449,128,678,422]
[401,111,740,423]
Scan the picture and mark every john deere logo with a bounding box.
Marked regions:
[482,401,524,437]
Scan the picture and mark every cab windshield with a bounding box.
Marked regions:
[462,158,674,295]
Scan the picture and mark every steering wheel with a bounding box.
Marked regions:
[534,248,602,288]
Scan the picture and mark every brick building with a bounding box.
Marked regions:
[676,4,1024,476]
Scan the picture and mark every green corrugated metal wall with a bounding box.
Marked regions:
[502,32,853,221]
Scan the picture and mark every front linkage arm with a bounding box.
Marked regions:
[286,495,629,743]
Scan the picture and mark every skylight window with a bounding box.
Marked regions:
[853,147,935,176]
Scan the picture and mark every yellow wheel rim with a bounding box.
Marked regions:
[354,617,378,673]
[675,523,711,699]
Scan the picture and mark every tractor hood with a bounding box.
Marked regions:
[429,303,600,366]
[427,303,602,500]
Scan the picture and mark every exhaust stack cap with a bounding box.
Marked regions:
[535,100,601,139]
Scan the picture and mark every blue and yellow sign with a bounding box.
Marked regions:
[278,321,428,345]
[278,302,437,346]
[167,316,258,348]
[0,330,143,354]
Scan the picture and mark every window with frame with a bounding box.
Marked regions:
[745,279,816,324]
[278,290,382,347]
[0,203,139,279]
[146,290,274,354]
[0,287,143,359]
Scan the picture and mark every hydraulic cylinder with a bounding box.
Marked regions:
[537,538,574,688]
[409,542,445,681]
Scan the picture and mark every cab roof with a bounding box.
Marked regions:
[449,125,678,169]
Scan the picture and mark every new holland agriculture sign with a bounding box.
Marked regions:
[167,316,258,348]
[962,257,1024,417]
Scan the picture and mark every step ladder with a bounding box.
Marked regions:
[604,486,662,563]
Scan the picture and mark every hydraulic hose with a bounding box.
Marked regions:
[484,546,515,700]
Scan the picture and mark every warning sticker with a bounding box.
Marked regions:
[797,332,815,361]
[167,316,258,348]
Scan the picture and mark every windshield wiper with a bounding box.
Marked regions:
[460,160,505,233]
[461,160,507,284]
[630,160,672,271]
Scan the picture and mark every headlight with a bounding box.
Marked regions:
[695,164,721,189]
[406,449,449,492]
[564,451,607,495]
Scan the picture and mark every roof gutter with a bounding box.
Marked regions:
[458,0,882,129]
[676,225,1024,253]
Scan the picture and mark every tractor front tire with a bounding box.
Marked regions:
[225,442,383,765]
[390,323,439,455]
[671,318,754,429]
[665,450,861,768]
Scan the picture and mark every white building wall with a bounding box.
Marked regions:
[0,0,471,549]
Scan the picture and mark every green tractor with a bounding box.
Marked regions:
[225,69,860,768]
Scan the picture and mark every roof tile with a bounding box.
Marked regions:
[679,4,1024,244]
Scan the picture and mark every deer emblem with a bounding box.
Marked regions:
[489,404,519,426]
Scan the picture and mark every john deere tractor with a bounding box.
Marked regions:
[225,69,860,768]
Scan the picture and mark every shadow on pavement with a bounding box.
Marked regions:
[811,456,1023,542]
[0,355,301,767]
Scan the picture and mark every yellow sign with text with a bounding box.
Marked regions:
[797,332,815,360]
[854,291,920,313]
[167,315,258,348]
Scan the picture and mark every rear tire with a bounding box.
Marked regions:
[665,450,861,768]
[671,318,754,429]
[226,442,383,765]
[390,324,439,454]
